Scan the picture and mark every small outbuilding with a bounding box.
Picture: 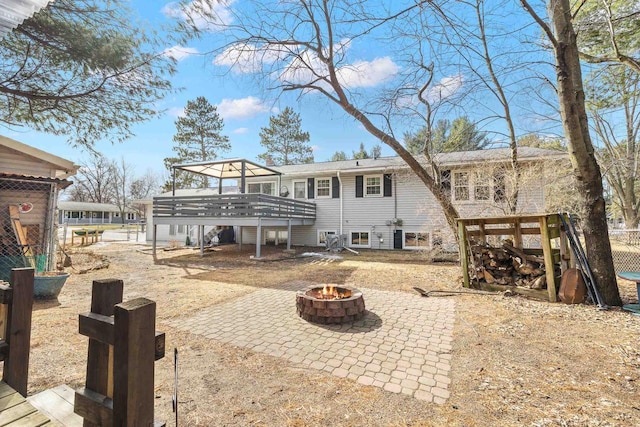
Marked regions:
[0,135,79,279]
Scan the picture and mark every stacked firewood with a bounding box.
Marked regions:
[469,239,547,289]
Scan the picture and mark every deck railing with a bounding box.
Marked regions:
[153,193,316,220]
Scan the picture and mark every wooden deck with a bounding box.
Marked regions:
[0,381,57,426]
[153,193,316,226]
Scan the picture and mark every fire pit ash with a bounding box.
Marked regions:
[296,285,365,324]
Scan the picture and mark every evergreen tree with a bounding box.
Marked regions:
[258,107,313,165]
[330,151,348,161]
[0,0,176,147]
[164,97,231,189]
[404,117,488,155]
[352,142,370,159]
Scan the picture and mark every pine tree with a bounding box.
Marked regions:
[330,151,348,161]
[164,97,231,189]
[258,107,313,165]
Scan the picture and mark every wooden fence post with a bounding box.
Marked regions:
[3,267,34,397]
[113,298,156,426]
[75,281,165,427]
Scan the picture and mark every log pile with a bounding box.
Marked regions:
[469,240,549,289]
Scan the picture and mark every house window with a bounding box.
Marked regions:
[316,178,331,198]
[318,230,336,246]
[494,171,506,202]
[454,172,469,201]
[404,232,430,250]
[293,181,306,199]
[350,231,370,248]
[474,172,491,201]
[247,182,275,195]
[178,225,185,234]
[365,175,382,197]
[169,225,176,236]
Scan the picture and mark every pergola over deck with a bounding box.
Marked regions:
[171,158,284,195]
[153,159,316,258]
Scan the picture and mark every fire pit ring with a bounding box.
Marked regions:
[296,285,366,324]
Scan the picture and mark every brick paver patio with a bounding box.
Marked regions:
[171,287,455,404]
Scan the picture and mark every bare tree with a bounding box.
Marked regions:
[69,154,116,204]
[111,158,134,224]
[129,170,161,220]
[587,65,640,227]
[521,0,621,305]
[194,0,462,235]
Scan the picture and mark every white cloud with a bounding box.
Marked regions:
[426,74,464,103]
[167,106,185,117]
[162,0,234,32]
[279,40,398,90]
[214,39,399,90]
[217,96,272,120]
[214,43,284,73]
[311,145,320,153]
[233,127,249,134]
[337,57,399,89]
[162,45,199,61]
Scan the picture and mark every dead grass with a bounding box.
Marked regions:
[26,243,640,426]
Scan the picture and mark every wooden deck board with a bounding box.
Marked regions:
[0,382,60,427]
[26,386,81,427]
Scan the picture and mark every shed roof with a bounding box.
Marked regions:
[0,0,52,37]
[0,135,79,178]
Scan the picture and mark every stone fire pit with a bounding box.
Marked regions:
[296,285,366,324]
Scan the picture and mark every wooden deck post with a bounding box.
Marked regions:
[83,279,123,427]
[457,220,470,288]
[539,216,558,302]
[3,268,34,397]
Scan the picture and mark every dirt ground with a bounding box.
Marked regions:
[26,242,640,426]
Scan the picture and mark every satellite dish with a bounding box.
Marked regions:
[279,185,289,197]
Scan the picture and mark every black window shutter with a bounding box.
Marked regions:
[355,175,363,198]
[332,177,340,198]
[307,178,315,199]
[383,174,392,197]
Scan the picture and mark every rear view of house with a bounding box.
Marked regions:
[149,147,566,256]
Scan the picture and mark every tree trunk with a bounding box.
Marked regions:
[549,0,621,305]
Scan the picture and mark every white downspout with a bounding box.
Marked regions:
[337,171,343,235]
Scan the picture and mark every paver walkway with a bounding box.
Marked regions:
[171,287,455,404]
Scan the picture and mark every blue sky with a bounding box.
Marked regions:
[6,0,555,180]
[6,0,404,180]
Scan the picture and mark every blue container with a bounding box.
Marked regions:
[33,272,70,299]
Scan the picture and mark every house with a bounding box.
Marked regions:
[150,148,567,257]
[58,201,139,225]
[0,135,79,279]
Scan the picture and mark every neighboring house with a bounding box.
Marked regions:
[0,135,79,279]
[58,201,139,225]
[151,148,566,256]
